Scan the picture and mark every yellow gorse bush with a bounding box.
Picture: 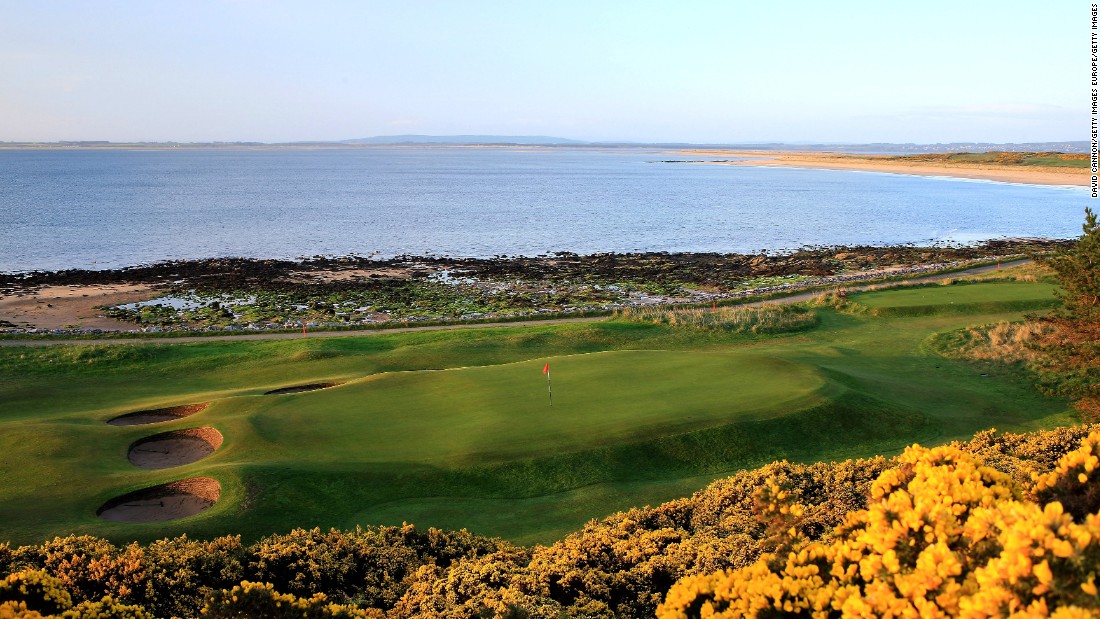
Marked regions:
[1035,431,1100,494]
[659,435,1100,619]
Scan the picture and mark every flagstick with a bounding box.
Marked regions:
[546,367,553,407]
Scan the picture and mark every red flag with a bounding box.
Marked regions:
[543,362,552,406]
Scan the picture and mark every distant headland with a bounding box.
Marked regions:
[0,135,1088,153]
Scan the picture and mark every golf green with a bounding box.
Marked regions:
[249,351,827,465]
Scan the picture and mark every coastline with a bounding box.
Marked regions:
[0,242,1064,336]
[0,258,1036,346]
[677,149,1090,187]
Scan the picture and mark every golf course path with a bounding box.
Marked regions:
[0,259,1031,347]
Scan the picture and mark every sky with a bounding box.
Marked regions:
[0,1,1086,144]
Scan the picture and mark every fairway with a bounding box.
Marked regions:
[0,276,1075,545]
[850,281,1059,315]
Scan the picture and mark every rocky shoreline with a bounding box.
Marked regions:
[0,240,1067,335]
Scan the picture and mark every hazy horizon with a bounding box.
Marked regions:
[0,135,1089,147]
[0,2,1083,144]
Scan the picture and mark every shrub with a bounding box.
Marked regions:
[249,528,410,606]
[60,596,153,619]
[0,545,11,578]
[1034,431,1100,521]
[393,549,564,619]
[10,536,144,605]
[202,581,380,619]
[248,525,506,610]
[140,535,247,619]
[658,434,1100,618]
[0,601,46,619]
[0,571,72,616]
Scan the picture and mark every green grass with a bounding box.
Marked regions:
[889,151,1090,169]
[0,277,1076,546]
[847,281,1059,316]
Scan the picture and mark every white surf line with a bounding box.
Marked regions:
[0,259,1033,347]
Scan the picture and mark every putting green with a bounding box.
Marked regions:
[247,350,828,466]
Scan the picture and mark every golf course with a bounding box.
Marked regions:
[0,269,1073,547]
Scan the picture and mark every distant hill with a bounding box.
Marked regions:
[1,138,1087,154]
[339,137,1088,153]
[341,135,588,146]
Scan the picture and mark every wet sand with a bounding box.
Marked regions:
[678,150,1089,187]
[0,283,158,330]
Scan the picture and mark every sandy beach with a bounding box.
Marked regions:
[0,283,158,331]
[678,150,1090,187]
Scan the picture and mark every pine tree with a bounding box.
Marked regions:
[1036,207,1100,419]
[1044,206,1100,322]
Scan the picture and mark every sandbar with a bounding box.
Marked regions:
[677,150,1089,187]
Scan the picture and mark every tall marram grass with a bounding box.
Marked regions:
[616,303,817,334]
[932,320,1052,364]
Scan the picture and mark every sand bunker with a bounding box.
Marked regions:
[263,382,340,395]
[107,403,210,426]
[96,477,221,523]
[127,427,224,469]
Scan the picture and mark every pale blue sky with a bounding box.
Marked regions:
[0,1,1084,143]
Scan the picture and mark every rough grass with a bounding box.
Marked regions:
[928,321,1052,365]
[950,261,1055,284]
[615,303,817,334]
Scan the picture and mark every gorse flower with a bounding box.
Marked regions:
[658,435,1100,619]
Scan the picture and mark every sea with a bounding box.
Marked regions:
[0,147,1090,273]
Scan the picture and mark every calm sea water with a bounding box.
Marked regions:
[0,147,1090,272]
